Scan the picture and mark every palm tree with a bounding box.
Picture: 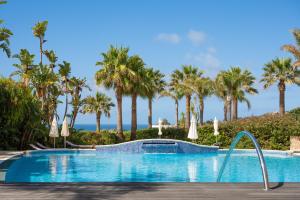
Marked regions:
[58,61,71,119]
[261,58,300,115]
[0,26,12,58]
[171,65,201,129]
[126,55,145,140]
[81,92,115,132]
[44,50,58,72]
[282,29,300,67]
[95,46,133,140]
[188,77,214,125]
[0,0,13,57]
[160,86,183,127]
[215,72,229,121]
[143,68,165,128]
[32,21,48,64]
[69,77,90,128]
[0,0,12,58]
[11,49,35,87]
[30,64,57,111]
[221,67,257,120]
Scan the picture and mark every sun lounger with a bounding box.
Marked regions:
[29,144,42,150]
[66,141,95,149]
[36,142,50,149]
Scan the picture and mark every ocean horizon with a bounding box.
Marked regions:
[74,124,149,131]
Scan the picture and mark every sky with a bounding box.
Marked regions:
[0,0,300,125]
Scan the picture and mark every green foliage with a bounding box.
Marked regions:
[66,113,300,150]
[195,113,300,150]
[68,130,119,145]
[0,78,47,150]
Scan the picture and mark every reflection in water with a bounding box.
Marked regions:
[188,160,197,182]
[212,157,218,177]
[49,155,57,177]
[61,155,68,174]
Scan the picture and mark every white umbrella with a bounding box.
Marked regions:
[214,117,219,144]
[188,115,198,142]
[49,117,59,148]
[158,118,163,138]
[61,117,70,148]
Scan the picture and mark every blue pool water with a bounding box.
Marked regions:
[5,150,300,182]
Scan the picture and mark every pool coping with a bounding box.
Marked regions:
[96,138,219,149]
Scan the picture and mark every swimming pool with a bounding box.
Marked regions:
[3,149,300,183]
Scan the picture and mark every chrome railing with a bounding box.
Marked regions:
[217,131,270,190]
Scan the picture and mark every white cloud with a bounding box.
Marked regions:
[185,48,221,77]
[155,33,181,44]
[187,30,206,46]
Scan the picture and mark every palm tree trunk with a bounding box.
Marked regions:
[116,89,124,139]
[199,96,204,126]
[185,95,191,130]
[228,99,232,121]
[96,111,101,131]
[232,97,238,120]
[279,81,285,115]
[70,108,78,129]
[39,37,43,64]
[224,101,228,121]
[148,97,152,128]
[130,93,137,140]
[175,99,179,128]
[63,93,68,120]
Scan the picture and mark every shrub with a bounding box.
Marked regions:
[68,130,119,145]
[67,113,300,150]
[196,113,300,150]
[0,78,47,150]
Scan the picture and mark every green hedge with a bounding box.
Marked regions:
[67,113,300,150]
[195,113,300,150]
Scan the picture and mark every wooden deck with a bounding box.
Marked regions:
[0,182,300,200]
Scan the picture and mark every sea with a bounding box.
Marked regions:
[74,124,148,131]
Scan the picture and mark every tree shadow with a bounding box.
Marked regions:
[0,182,162,200]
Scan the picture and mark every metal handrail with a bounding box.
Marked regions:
[217,131,270,190]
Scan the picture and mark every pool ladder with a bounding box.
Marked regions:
[217,131,270,191]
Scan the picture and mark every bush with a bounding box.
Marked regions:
[0,78,47,150]
[136,128,186,140]
[68,130,119,145]
[196,113,300,150]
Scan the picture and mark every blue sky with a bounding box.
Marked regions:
[0,0,300,125]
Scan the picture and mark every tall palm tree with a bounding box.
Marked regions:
[95,46,133,139]
[81,92,115,132]
[261,58,300,115]
[215,72,229,121]
[221,67,257,120]
[69,77,90,128]
[171,65,201,129]
[282,29,300,67]
[143,68,165,128]
[188,77,214,125]
[126,55,145,140]
[11,49,35,87]
[58,61,71,119]
[44,50,58,72]
[32,21,48,64]
[159,86,183,127]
